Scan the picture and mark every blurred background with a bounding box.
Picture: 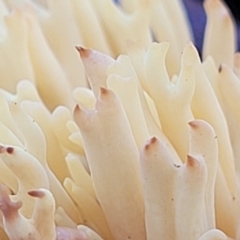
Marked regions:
[115,0,240,52]
[183,0,240,52]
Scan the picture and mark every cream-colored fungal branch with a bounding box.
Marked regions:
[0,0,239,240]
[73,88,145,240]
[203,0,236,68]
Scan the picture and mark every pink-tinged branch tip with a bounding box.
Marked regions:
[150,136,158,144]
[6,147,14,154]
[73,104,88,128]
[100,87,108,95]
[73,104,83,122]
[144,136,158,151]
[186,155,198,167]
[74,104,81,114]
[99,87,113,102]
[188,120,199,129]
[75,46,90,58]
[0,146,14,154]
[145,143,150,151]
[28,190,45,198]
[73,104,80,122]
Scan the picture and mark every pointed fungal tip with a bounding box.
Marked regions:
[75,46,82,51]
[150,136,158,144]
[6,147,14,154]
[188,120,198,129]
[75,46,90,58]
[73,104,83,120]
[144,136,158,151]
[144,143,150,151]
[0,146,14,154]
[73,104,89,127]
[74,104,80,113]
[28,190,45,198]
[186,155,198,167]
[100,87,108,95]
[98,87,112,102]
